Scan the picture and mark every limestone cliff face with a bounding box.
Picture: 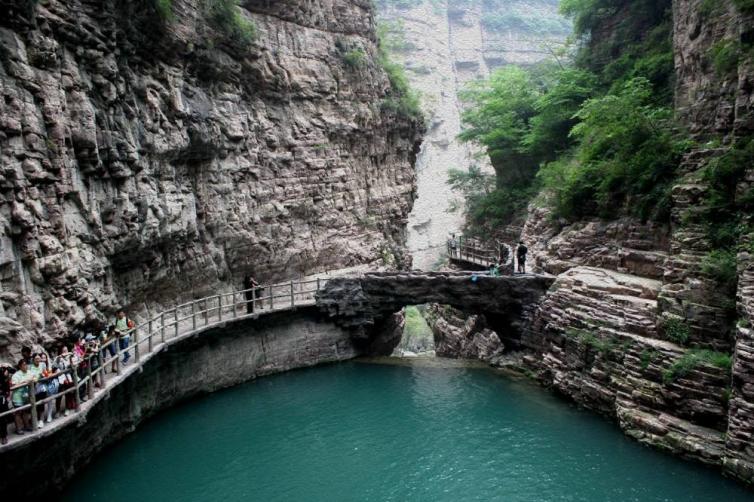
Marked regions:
[516,0,754,484]
[375,0,567,269]
[0,0,423,360]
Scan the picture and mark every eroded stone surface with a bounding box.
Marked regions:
[429,305,504,364]
[0,0,423,361]
[316,271,554,335]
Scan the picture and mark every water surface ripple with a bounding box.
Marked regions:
[63,361,752,501]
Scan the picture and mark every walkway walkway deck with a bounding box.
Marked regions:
[447,238,510,269]
[0,278,326,451]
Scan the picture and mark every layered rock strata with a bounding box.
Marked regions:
[428,304,504,364]
[0,0,423,360]
[505,0,754,485]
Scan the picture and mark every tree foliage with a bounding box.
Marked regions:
[451,0,682,233]
[540,78,687,221]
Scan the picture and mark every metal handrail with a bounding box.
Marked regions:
[0,277,329,435]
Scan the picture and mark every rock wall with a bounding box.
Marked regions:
[375,0,567,269]
[0,307,361,496]
[428,304,505,364]
[511,0,754,485]
[0,0,423,360]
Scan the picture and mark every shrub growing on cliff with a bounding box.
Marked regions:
[155,0,173,20]
[701,249,738,292]
[538,78,688,221]
[343,48,367,69]
[377,30,422,121]
[204,0,256,45]
[662,317,690,346]
[639,348,662,370]
[662,349,732,384]
[709,40,743,76]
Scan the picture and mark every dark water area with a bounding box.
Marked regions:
[63,360,752,501]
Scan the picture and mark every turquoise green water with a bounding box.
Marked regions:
[63,360,752,501]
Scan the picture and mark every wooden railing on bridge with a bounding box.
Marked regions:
[0,278,328,448]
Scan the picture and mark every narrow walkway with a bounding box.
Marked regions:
[0,278,326,451]
[447,238,511,269]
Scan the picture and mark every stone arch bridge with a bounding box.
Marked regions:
[316,271,555,353]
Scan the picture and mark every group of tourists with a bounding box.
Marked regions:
[448,234,529,274]
[0,311,135,445]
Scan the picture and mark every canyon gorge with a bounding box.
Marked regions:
[1,0,754,497]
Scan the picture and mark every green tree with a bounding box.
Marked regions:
[540,78,687,220]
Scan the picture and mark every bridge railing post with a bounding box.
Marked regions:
[160,313,166,344]
[290,281,295,308]
[173,308,178,338]
[29,382,38,426]
[113,335,121,375]
[86,358,94,401]
[217,294,222,321]
[191,301,197,331]
[148,319,153,353]
[134,328,140,364]
[71,369,81,411]
[270,285,274,310]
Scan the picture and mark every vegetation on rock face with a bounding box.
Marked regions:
[155,0,174,20]
[342,48,367,69]
[663,349,732,384]
[204,0,256,44]
[376,21,423,122]
[662,317,691,346]
[155,0,256,45]
[452,0,681,234]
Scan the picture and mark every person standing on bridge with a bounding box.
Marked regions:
[516,241,528,274]
[114,311,133,365]
[244,275,259,314]
[449,234,458,259]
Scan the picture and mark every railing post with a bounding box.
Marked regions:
[290,281,295,308]
[218,295,222,321]
[317,277,321,291]
[160,312,166,344]
[134,328,141,364]
[174,308,179,338]
[71,368,81,411]
[232,292,238,318]
[192,301,197,331]
[86,359,94,400]
[114,335,122,375]
[269,285,274,310]
[148,319,153,353]
[29,382,38,426]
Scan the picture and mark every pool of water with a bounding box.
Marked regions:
[63,360,752,501]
